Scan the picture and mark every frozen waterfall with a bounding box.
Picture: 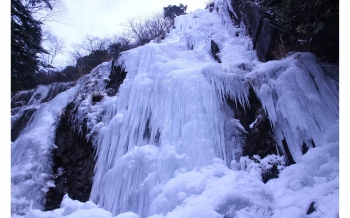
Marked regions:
[11,0,338,217]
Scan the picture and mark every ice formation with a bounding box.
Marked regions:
[11,0,339,217]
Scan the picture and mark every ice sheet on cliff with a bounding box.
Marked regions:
[11,63,111,215]
[11,0,338,217]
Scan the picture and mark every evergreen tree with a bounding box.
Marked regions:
[11,0,47,92]
[163,4,187,22]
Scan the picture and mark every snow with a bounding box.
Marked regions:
[11,0,339,217]
[21,194,138,218]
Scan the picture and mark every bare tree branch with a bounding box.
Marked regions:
[121,12,172,46]
[40,31,64,74]
[21,0,66,24]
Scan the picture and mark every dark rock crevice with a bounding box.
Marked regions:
[226,87,298,170]
[45,101,96,211]
[105,59,128,96]
[227,88,276,159]
[45,61,128,210]
[210,40,222,63]
[227,88,281,182]
[262,164,279,183]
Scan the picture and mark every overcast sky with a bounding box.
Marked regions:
[44,0,207,66]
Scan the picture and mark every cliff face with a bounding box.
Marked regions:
[229,0,338,64]
[44,60,128,210]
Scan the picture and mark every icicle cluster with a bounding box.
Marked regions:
[90,2,257,217]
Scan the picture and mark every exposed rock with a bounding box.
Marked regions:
[262,164,279,183]
[227,88,276,159]
[208,2,215,12]
[45,62,128,210]
[302,139,315,155]
[210,40,222,63]
[227,88,293,182]
[229,0,338,63]
[105,58,127,96]
[45,101,96,210]
[280,138,296,166]
[306,201,316,215]
[91,92,104,103]
[241,1,283,62]
[229,0,242,24]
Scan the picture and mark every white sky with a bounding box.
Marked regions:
[45,0,207,66]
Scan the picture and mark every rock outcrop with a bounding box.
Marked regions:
[45,101,96,210]
[229,0,338,63]
[239,1,283,62]
[227,88,277,159]
[210,40,222,63]
[44,62,127,210]
[105,58,128,96]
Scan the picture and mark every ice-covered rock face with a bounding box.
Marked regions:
[90,3,256,216]
[89,1,338,218]
[11,63,112,215]
[11,0,338,217]
[11,84,81,214]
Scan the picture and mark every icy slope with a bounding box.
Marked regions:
[12,0,338,217]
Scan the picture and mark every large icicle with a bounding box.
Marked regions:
[247,52,338,162]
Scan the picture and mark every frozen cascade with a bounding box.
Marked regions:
[11,63,112,215]
[11,84,80,214]
[11,82,75,141]
[88,0,338,217]
[11,0,338,217]
[90,2,256,217]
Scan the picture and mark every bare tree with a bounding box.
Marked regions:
[108,34,133,58]
[68,35,112,65]
[122,12,172,46]
[147,12,173,41]
[21,0,66,23]
[40,31,64,74]
[69,43,88,62]
[80,35,110,53]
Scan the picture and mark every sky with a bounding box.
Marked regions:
[44,0,208,67]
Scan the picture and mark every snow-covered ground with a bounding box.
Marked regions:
[11,0,339,217]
